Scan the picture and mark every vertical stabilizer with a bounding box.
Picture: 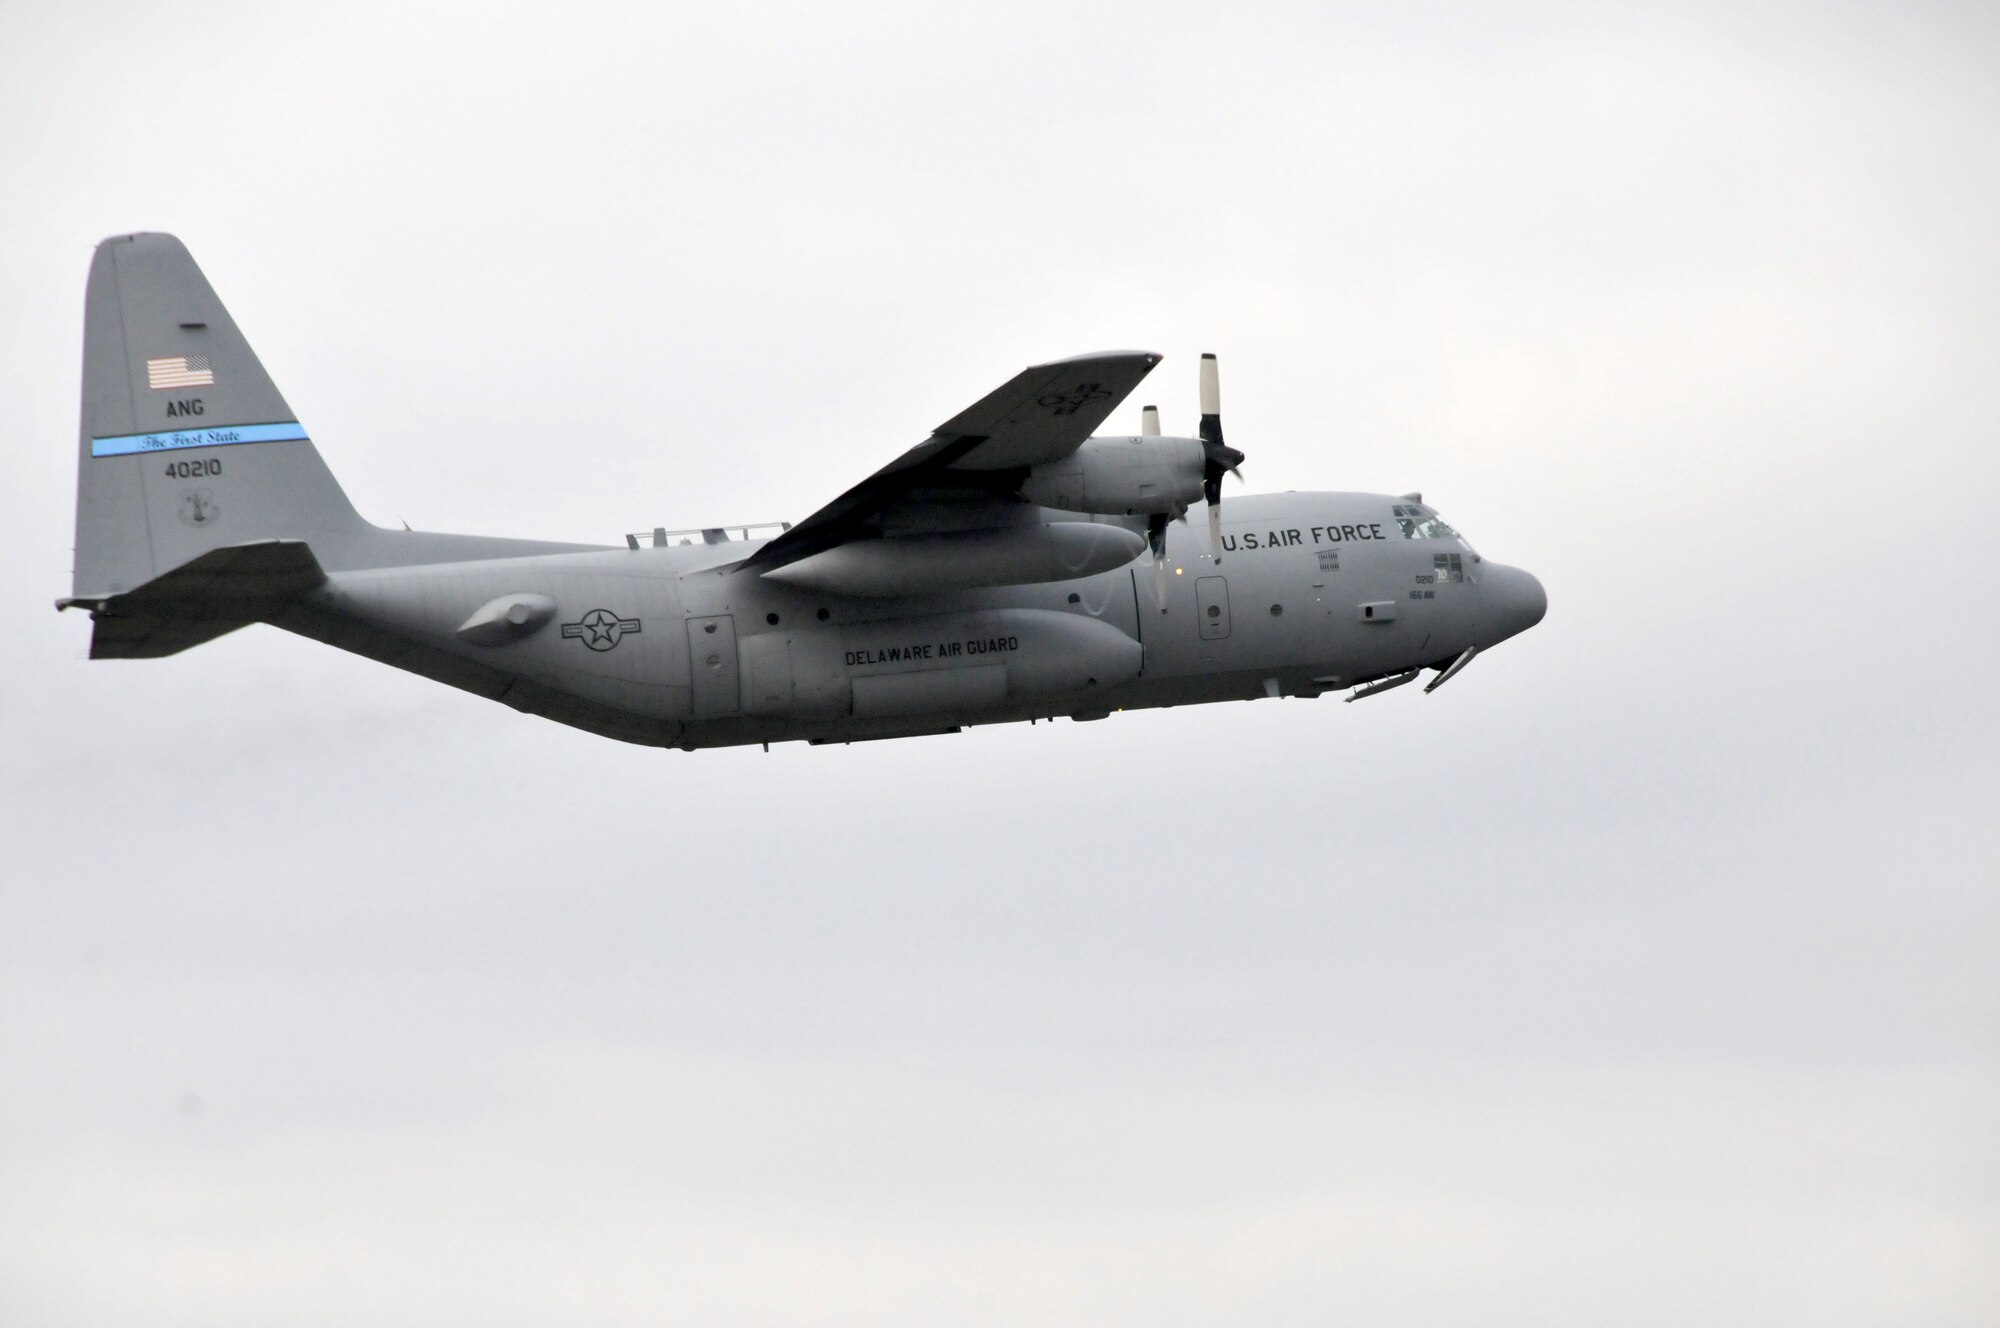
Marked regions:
[73,233,368,598]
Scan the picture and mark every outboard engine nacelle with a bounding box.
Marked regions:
[1018,435,1206,517]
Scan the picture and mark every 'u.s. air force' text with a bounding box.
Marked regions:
[1220,522,1387,553]
[846,635,1020,667]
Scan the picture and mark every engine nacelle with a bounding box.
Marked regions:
[1018,435,1206,517]
[761,521,1145,597]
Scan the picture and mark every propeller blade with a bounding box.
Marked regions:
[1199,354,1222,446]
[1146,512,1169,612]
[1140,404,1160,437]
[1196,353,1244,562]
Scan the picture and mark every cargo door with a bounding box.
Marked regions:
[687,614,740,717]
[1195,575,1231,640]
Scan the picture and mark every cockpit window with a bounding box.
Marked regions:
[1392,503,1458,540]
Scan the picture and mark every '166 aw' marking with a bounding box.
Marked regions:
[561,608,641,651]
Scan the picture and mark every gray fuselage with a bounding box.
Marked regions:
[290,491,1546,749]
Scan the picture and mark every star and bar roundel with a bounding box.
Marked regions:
[560,608,641,651]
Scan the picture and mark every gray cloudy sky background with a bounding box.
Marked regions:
[2,2,1995,1324]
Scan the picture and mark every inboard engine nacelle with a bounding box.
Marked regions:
[762,521,1144,597]
[1018,435,1207,516]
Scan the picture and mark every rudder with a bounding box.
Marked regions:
[73,233,367,599]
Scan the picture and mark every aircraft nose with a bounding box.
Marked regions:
[1482,562,1547,644]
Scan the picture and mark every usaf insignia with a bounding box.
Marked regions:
[561,608,641,651]
[1036,382,1113,416]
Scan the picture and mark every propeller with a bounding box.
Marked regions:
[1146,511,1170,611]
[1134,357,1243,606]
[1197,353,1245,562]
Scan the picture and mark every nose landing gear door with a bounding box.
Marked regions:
[1196,576,1231,640]
[687,615,739,717]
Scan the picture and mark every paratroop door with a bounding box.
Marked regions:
[740,631,794,715]
[687,615,739,716]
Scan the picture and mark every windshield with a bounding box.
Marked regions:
[1392,503,1458,540]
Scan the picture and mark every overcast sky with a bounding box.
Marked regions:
[2,3,1995,1325]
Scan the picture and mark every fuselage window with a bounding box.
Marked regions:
[1434,552,1464,583]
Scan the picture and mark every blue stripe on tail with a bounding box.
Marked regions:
[91,421,311,457]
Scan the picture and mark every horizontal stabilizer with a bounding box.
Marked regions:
[59,539,325,659]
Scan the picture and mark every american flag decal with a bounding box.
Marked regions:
[147,355,214,390]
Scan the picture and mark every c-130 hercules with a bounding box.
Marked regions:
[60,234,1545,749]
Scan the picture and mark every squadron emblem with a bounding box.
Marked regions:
[560,608,641,651]
[177,489,219,526]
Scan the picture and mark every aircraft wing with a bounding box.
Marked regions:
[738,349,1161,575]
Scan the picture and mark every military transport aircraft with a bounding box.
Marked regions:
[60,234,1545,749]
